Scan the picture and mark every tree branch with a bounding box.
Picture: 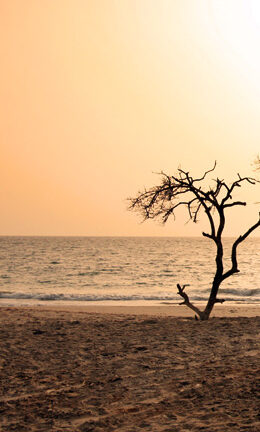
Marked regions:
[222,213,260,281]
[221,175,258,205]
[223,201,246,208]
[202,232,214,239]
[193,161,217,182]
[177,284,203,319]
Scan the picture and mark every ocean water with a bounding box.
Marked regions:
[0,236,259,305]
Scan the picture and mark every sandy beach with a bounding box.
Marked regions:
[0,305,259,431]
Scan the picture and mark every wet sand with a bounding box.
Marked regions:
[0,305,259,431]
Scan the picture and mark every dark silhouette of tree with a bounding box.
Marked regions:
[128,163,260,320]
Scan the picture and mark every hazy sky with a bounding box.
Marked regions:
[1,0,260,236]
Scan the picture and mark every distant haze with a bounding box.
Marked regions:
[1,0,260,236]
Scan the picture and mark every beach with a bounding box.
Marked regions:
[0,304,259,431]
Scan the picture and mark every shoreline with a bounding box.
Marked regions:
[0,298,259,317]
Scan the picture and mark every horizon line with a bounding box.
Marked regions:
[0,234,260,239]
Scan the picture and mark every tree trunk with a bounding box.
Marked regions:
[201,277,222,320]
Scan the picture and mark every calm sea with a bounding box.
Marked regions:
[0,236,259,305]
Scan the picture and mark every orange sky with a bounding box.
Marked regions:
[1,0,260,236]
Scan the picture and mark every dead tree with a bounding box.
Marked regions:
[128,162,260,320]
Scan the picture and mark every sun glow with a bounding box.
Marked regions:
[1,0,260,236]
[250,0,260,26]
[209,0,260,86]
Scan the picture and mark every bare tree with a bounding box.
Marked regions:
[128,163,260,320]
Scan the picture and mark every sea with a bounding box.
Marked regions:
[0,236,259,306]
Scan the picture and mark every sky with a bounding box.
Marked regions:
[1,0,260,237]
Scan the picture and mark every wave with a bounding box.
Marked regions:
[0,291,178,301]
[221,288,260,297]
[202,288,260,297]
[0,291,259,303]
